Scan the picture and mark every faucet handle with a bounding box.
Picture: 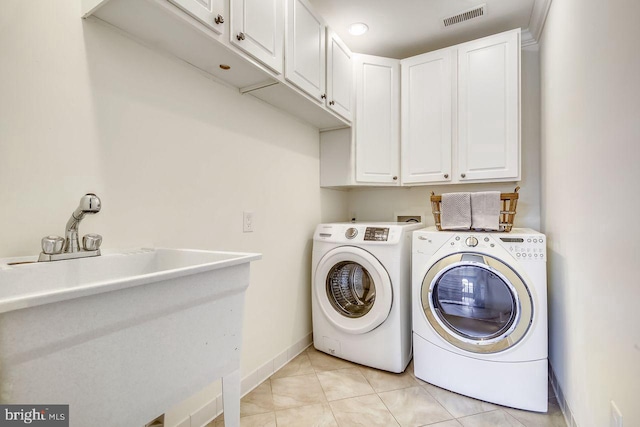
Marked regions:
[42,235,65,255]
[82,234,102,251]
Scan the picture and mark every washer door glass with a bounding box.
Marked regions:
[433,263,516,341]
[421,253,533,353]
[315,247,393,334]
[326,261,375,318]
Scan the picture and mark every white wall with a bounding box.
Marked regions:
[539,0,640,426]
[0,1,347,425]
[347,45,541,232]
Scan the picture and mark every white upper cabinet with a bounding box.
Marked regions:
[401,48,453,184]
[168,0,226,34]
[326,29,353,121]
[285,0,326,101]
[354,54,400,185]
[230,0,284,74]
[398,28,520,186]
[457,29,520,181]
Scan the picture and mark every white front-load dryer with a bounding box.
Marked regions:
[312,222,423,373]
[412,227,548,412]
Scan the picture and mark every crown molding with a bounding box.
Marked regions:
[529,0,553,43]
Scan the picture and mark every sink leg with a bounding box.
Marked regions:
[222,369,241,427]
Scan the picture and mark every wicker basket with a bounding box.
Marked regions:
[430,186,520,232]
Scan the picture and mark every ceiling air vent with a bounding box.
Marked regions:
[443,4,486,27]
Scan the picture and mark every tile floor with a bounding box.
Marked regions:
[210,346,566,427]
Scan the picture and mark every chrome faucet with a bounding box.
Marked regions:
[38,193,103,262]
[64,193,101,252]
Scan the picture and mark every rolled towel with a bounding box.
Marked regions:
[440,192,471,230]
[471,191,501,231]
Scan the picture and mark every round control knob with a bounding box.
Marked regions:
[465,236,478,247]
[83,233,103,251]
[41,235,64,255]
[345,228,358,239]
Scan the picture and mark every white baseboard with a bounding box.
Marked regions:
[183,333,313,427]
[549,363,577,427]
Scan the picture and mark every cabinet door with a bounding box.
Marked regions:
[326,29,353,121]
[354,55,400,184]
[169,0,226,34]
[457,30,520,181]
[285,0,325,100]
[230,0,284,74]
[401,48,452,184]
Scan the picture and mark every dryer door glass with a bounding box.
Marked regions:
[326,262,375,318]
[421,252,533,354]
[432,264,516,340]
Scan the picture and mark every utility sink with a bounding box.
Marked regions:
[0,248,261,427]
[0,248,261,314]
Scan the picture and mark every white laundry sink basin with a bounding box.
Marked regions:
[0,247,261,313]
[0,248,261,427]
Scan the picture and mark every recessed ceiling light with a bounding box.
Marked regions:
[348,22,369,36]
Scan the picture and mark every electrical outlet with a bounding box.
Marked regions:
[611,401,623,427]
[243,211,254,233]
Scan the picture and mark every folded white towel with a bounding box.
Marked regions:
[440,192,471,230]
[471,191,501,231]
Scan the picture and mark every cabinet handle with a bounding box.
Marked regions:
[444,174,449,179]
[214,14,224,25]
[393,176,398,181]
[321,94,326,99]
[329,101,335,105]
[461,173,466,178]
[237,32,245,41]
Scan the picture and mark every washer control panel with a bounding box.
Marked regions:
[364,227,389,241]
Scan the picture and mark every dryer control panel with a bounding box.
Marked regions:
[499,236,546,261]
[416,230,547,263]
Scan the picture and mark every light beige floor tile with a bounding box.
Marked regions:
[358,365,419,393]
[307,346,358,372]
[271,352,315,379]
[210,412,276,427]
[458,409,525,427]
[275,403,338,427]
[271,373,327,410]
[329,394,400,427]
[378,386,453,427]
[504,402,567,427]
[240,380,274,417]
[427,421,464,427]
[316,368,375,401]
[420,381,498,418]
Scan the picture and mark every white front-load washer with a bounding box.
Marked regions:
[312,222,423,373]
[412,227,548,412]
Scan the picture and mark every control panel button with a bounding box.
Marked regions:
[345,228,358,239]
[484,237,490,242]
[465,236,478,247]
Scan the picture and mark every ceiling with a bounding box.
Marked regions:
[308,0,540,58]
